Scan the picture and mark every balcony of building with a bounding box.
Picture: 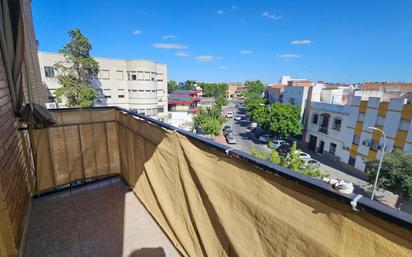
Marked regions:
[12,107,412,257]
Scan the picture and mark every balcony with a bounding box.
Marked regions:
[14,107,412,257]
[318,125,329,134]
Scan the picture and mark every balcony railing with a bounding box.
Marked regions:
[318,125,328,134]
[20,107,412,257]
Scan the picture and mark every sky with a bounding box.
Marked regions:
[32,0,412,84]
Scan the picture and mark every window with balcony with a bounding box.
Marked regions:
[127,71,137,80]
[319,113,330,134]
[144,72,150,81]
[44,66,55,77]
[370,139,380,151]
[332,118,342,131]
[138,71,144,80]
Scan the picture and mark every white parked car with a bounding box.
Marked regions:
[226,133,237,144]
[268,139,288,149]
[289,151,311,160]
[234,116,242,121]
[226,111,233,118]
[248,122,258,129]
[305,158,321,169]
[258,134,273,143]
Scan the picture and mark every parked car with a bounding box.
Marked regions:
[234,116,242,121]
[226,111,233,118]
[247,122,258,129]
[268,139,289,149]
[223,125,231,132]
[289,151,311,160]
[258,134,274,143]
[224,129,233,136]
[305,158,321,169]
[252,127,264,137]
[277,144,291,157]
[226,133,237,144]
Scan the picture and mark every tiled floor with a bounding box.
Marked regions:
[23,177,181,257]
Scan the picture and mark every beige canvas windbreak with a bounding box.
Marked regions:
[31,108,412,257]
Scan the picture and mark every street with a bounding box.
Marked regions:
[218,100,410,212]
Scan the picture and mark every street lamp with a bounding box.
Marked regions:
[368,126,387,200]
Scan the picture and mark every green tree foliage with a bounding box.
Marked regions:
[182,80,197,90]
[168,80,178,93]
[54,29,99,107]
[199,83,229,97]
[267,104,302,138]
[250,142,323,178]
[193,104,225,138]
[215,96,228,108]
[365,151,412,208]
[244,80,266,99]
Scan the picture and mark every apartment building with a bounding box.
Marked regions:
[283,82,323,118]
[340,96,412,171]
[38,52,168,121]
[305,102,350,160]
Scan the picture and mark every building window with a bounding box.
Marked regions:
[116,70,123,80]
[329,143,337,155]
[158,107,164,113]
[100,69,110,80]
[332,118,342,131]
[352,135,360,145]
[348,156,356,167]
[118,89,125,98]
[44,66,55,77]
[144,72,150,81]
[157,73,164,81]
[103,89,111,98]
[138,71,144,80]
[127,71,137,80]
[376,116,385,126]
[312,114,319,124]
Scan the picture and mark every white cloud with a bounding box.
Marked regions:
[232,5,238,10]
[290,39,312,45]
[196,55,214,62]
[262,11,281,21]
[240,49,252,55]
[175,52,190,57]
[163,34,176,39]
[217,10,224,14]
[219,66,228,70]
[279,54,303,59]
[153,43,187,49]
[132,30,142,36]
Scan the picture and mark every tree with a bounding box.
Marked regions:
[199,83,229,97]
[281,142,323,178]
[193,105,225,138]
[168,80,178,93]
[365,151,412,208]
[54,29,99,107]
[267,104,302,138]
[215,96,228,108]
[250,142,323,179]
[182,80,197,90]
[244,80,266,99]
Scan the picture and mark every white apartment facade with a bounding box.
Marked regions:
[305,102,350,160]
[340,96,412,171]
[38,52,168,121]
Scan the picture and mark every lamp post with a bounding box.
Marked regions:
[368,126,387,200]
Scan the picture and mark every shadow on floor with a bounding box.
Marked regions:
[129,247,165,257]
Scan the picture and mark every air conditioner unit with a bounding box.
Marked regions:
[362,140,371,147]
[376,145,383,150]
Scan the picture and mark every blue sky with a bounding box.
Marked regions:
[32,0,412,83]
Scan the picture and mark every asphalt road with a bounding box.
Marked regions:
[223,100,404,210]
